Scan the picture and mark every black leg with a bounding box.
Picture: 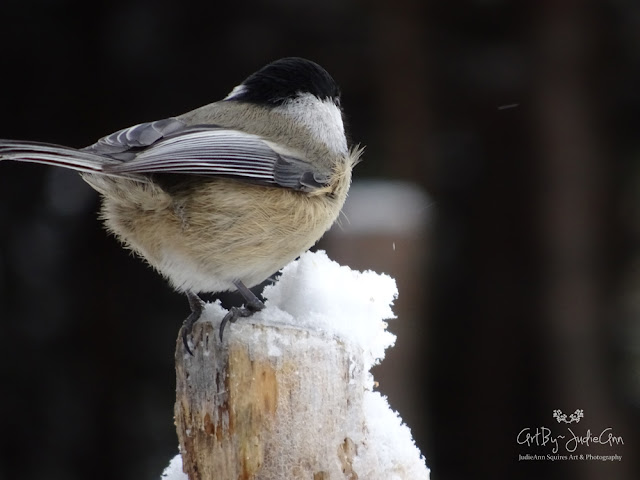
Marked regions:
[219,280,266,341]
[233,280,266,311]
[182,291,205,355]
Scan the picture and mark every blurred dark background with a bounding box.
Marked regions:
[1,1,639,479]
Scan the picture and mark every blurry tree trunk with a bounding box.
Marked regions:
[371,0,430,179]
[365,0,432,456]
[533,3,635,479]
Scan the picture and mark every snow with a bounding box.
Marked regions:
[160,454,187,480]
[161,250,429,479]
[261,249,398,371]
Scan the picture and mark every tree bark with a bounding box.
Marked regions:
[174,316,368,480]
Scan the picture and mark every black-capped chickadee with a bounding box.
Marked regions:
[0,57,362,352]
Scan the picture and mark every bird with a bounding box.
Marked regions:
[0,57,362,353]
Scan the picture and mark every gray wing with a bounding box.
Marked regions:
[0,120,186,179]
[2,117,330,190]
[83,118,188,160]
[99,124,331,191]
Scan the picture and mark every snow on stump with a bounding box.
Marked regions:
[170,250,429,480]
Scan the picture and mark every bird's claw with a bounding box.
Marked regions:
[219,304,263,341]
[182,281,266,353]
[182,291,206,355]
[216,280,266,341]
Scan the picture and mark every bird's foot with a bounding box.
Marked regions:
[219,280,265,341]
[182,291,206,355]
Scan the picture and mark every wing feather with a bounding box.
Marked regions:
[103,128,330,191]
[2,117,333,192]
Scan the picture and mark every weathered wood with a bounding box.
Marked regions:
[174,313,367,480]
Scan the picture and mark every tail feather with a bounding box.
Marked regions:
[0,139,120,175]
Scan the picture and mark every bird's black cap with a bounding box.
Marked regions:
[227,57,341,107]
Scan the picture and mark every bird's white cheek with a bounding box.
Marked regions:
[278,96,348,156]
[311,101,348,155]
[324,104,348,155]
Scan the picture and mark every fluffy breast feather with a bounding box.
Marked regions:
[92,147,361,293]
